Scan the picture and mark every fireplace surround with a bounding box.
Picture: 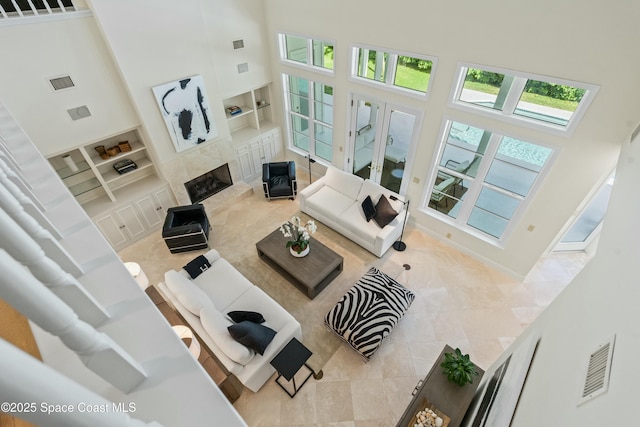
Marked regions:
[184,163,233,204]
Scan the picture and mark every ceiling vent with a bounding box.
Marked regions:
[578,335,615,406]
[49,76,75,91]
[233,39,245,49]
[67,105,91,121]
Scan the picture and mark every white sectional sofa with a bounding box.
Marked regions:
[299,166,408,257]
[158,249,302,393]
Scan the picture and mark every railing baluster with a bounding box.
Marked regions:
[42,0,53,14]
[9,0,23,17]
[0,206,110,326]
[55,0,66,13]
[0,0,79,18]
[0,249,148,394]
[26,0,39,15]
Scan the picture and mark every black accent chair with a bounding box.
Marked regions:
[262,161,297,201]
[162,204,210,254]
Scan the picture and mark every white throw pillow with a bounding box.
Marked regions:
[164,270,213,316]
[200,306,255,365]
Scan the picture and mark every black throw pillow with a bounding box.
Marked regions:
[228,321,276,355]
[373,194,399,228]
[361,195,377,222]
[183,255,211,279]
[227,310,265,324]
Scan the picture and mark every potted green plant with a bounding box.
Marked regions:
[441,348,479,387]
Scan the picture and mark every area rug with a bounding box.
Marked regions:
[118,187,408,374]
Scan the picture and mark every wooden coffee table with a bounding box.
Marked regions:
[256,228,343,299]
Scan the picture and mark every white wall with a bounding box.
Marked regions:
[263,0,640,278]
[472,129,640,426]
[0,15,139,156]
[1,0,638,280]
[86,0,273,165]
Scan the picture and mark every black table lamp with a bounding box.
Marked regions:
[389,195,409,251]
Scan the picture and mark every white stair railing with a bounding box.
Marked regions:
[0,170,62,238]
[0,0,78,19]
[0,207,110,326]
[0,181,82,276]
[0,156,43,210]
[0,249,147,393]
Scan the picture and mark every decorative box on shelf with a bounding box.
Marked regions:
[226,106,242,116]
[113,159,138,175]
[408,398,450,427]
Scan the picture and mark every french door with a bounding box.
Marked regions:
[347,94,421,195]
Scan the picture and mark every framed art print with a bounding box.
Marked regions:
[153,75,217,152]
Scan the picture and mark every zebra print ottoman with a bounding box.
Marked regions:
[324,267,415,361]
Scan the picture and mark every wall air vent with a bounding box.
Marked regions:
[49,76,75,91]
[67,105,91,121]
[233,39,245,49]
[237,63,249,73]
[578,335,615,406]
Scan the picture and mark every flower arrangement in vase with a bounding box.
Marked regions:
[279,216,317,257]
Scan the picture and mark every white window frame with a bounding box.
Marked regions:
[282,73,334,165]
[277,32,336,77]
[449,62,599,137]
[420,118,557,246]
[349,43,438,100]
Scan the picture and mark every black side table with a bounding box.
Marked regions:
[270,337,322,398]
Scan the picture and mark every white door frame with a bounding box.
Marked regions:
[345,92,423,196]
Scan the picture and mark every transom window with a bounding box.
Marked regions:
[350,44,436,97]
[451,63,598,135]
[283,74,334,162]
[278,33,334,74]
[423,120,554,242]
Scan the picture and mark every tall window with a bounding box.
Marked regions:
[350,44,436,97]
[424,120,554,242]
[451,63,598,135]
[283,74,334,162]
[278,33,334,74]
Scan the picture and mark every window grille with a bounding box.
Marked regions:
[0,0,76,19]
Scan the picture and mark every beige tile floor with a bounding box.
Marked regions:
[120,171,590,427]
[232,237,589,427]
[234,175,589,427]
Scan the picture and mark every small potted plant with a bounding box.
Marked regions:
[441,348,479,387]
[279,216,317,257]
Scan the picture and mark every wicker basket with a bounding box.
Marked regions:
[95,145,110,160]
[118,141,132,152]
[408,398,450,427]
[106,146,121,157]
